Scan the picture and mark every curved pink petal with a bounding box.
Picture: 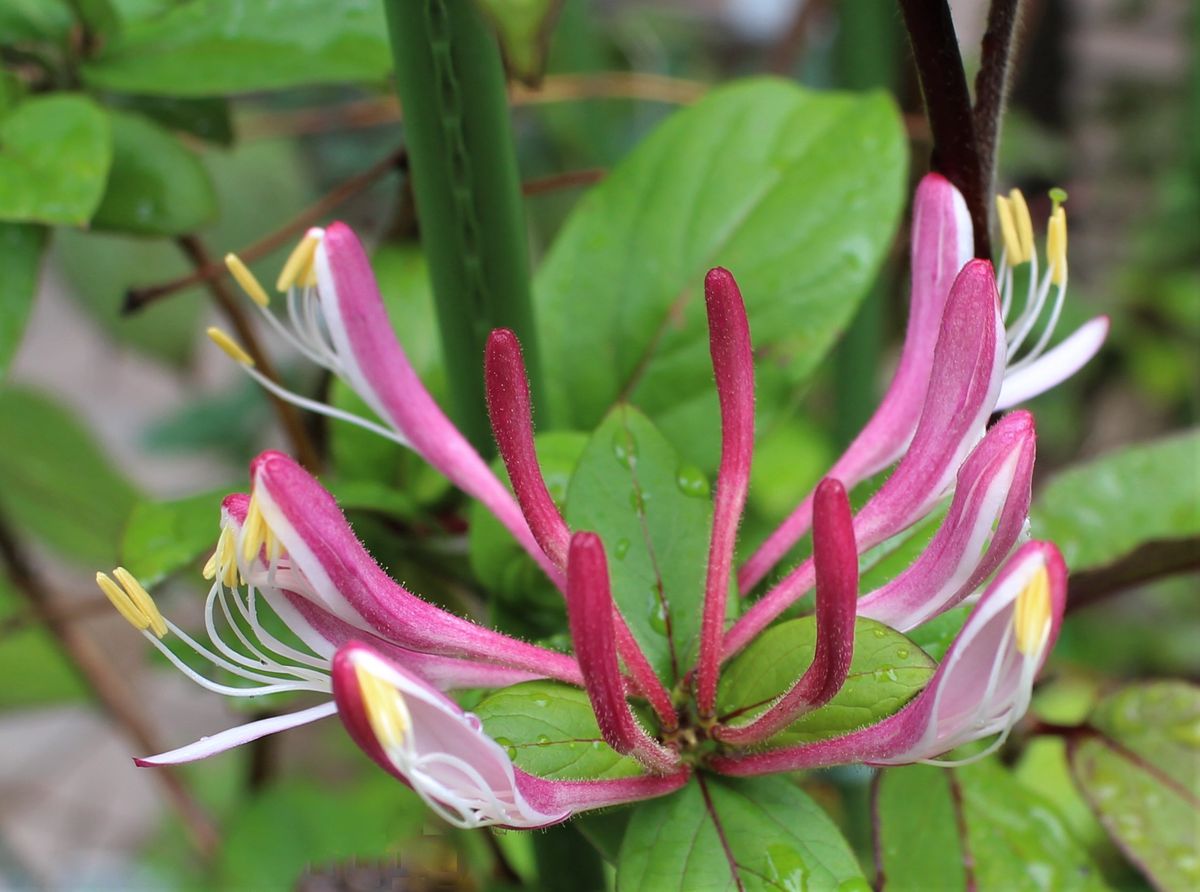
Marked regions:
[332,641,689,828]
[997,316,1109,410]
[696,267,756,716]
[249,450,583,685]
[857,410,1036,630]
[724,260,1006,658]
[314,223,560,584]
[717,478,857,746]
[739,174,972,592]
[566,533,680,774]
[710,541,1066,775]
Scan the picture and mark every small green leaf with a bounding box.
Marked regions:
[476,0,561,84]
[82,0,391,96]
[91,109,217,235]
[875,761,1110,892]
[1070,681,1200,892]
[0,94,111,225]
[473,680,644,780]
[325,478,419,521]
[0,222,46,380]
[107,94,234,145]
[565,405,714,683]
[1032,430,1200,571]
[717,617,933,744]
[616,776,866,891]
[0,387,140,567]
[121,487,229,586]
[535,79,907,468]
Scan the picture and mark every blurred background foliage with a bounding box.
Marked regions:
[0,0,1196,889]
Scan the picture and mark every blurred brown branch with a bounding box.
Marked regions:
[1066,538,1200,612]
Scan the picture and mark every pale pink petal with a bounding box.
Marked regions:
[134,702,337,767]
[996,316,1109,410]
[696,268,756,716]
[857,410,1036,630]
[739,174,972,592]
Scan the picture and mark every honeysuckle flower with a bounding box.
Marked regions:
[739,175,1107,594]
[101,208,1083,829]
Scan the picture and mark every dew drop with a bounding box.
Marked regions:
[675,464,710,498]
[614,537,631,560]
[611,430,638,468]
[872,628,886,639]
[533,698,549,708]
[896,647,911,660]
[648,599,668,635]
[494,736,518,760]
[536,734,551,745]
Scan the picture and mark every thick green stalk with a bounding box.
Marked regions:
[382,0,542,454]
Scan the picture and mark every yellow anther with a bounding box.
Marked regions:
[995,195,1023,263]
[1013,565,1051,655]
[1008,189,1035,265]
[1047,205,1068,287]
[225,254,270,308]
[276,232,320,292]
[96,569,167,638]
[207,328,254,367]
[204,526,240,587]
[241,493,268,565]
[356,662,410,749]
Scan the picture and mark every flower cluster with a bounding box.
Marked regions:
[97,173,1104,828]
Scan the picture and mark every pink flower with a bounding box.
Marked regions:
[98,192,1093,826]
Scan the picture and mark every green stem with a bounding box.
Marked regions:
[382,0,543,454]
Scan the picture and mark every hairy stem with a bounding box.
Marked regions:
[974,0,1023,206]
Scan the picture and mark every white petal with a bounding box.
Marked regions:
[135,701,337,766]
[997,316,1109,410]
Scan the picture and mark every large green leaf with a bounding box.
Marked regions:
[0,387,140,567]
[82,0,391,96]
[875,761,1110,891]
[534,79,907,468]
[1069,682,1200,892]
[91,109,217,235]
[0,94,111,225]
[1031,430,1200,571]
[474,680,644,780]
[216,779,426,890]
[121,487,229,587]
[564,405,714,682]
[616,776,867,891]
[717,617,933,745]
[0,222,46,380]
[0,0,73,44]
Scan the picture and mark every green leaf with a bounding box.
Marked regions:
[121,487,229,586]
[616,776,867,891]
[473,680,644,780]
[0,222,46,380]
[324,478,419,521]
[0,577,86,707]
[535,79,907,468]
[0,94,111,225]
[875,761,1111,891]
[564,405,714,682]
[1070,681,1200,892]
[476,0,561,84]
[0,0,73,44]
[0,387,140,567]
[717,617,933,745]
[1031,430,1200,571]
[91,109,217,235]
[106,94,234,145]
[82,0,390,96]
[216,779,427,890]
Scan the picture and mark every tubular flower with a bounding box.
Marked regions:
[102,204,1088,828]
[739,175,1107,594]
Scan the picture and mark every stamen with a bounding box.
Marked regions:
[224,254,270,307]
[1008,189,1035,264]
[204,525,241,588]
[995,195,1024,264]
[276,231,322,292]
[206,327,254,367]
[1047,205,1068,287]
[96,570,167,638]
[355,661,411,750]
[1013,565,1051,655]
[241,493,268,564]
